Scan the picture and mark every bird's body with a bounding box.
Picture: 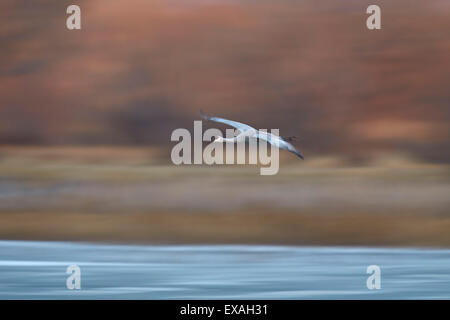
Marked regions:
[200,111,304,159]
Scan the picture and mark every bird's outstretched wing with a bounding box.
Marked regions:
[283,142,304,160]
[256,132,304,160]
[200,111,255,134]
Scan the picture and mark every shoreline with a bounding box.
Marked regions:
[1,210,449,248]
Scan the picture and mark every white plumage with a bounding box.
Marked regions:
[201,111,304,159]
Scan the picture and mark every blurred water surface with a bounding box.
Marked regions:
[0,241,449,299]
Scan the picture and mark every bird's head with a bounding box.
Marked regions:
[211,136,223,143]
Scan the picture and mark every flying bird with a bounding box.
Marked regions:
[200,111,304,159]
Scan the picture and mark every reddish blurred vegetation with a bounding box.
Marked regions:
[0,0,449,163]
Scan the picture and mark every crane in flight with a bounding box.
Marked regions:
[201,111,304,160]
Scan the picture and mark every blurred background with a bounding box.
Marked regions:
[0,0,449,246]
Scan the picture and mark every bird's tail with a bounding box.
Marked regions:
[282,136,297,142]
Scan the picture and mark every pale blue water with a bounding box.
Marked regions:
[0,241,449,299]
